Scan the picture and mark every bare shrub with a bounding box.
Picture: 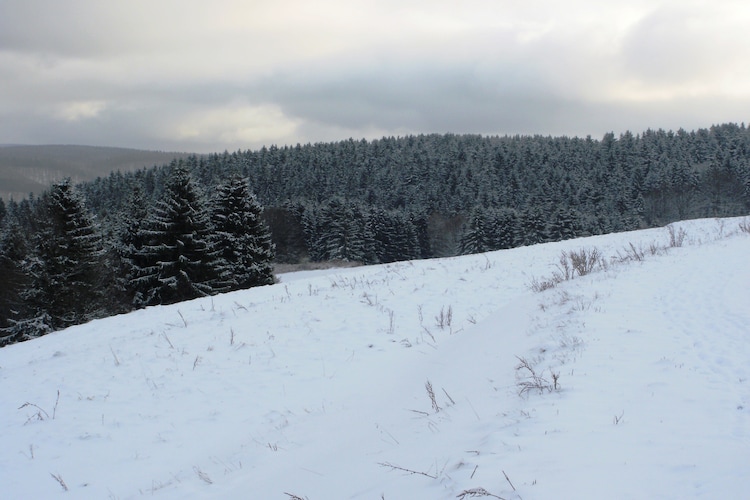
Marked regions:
[618,242,645,262]
[739,218,750,234]
[667,224,687,247]
[566,247,603,276]
[515,356,558,396]
[435,306,453,329]
[529,275,560,293]
[556,252,574,281]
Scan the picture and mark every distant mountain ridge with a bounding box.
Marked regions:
[0,144,194,200]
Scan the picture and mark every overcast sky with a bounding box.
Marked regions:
[1,0,749,153]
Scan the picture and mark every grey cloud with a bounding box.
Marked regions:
[1,1,749,153]
[261,60,560,133]
[620,3,748,85]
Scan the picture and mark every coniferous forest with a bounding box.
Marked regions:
[1,123,749,346]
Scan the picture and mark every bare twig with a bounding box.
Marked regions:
[425,380,441,412]
[52,390,60,419]
[50,473,68,491]
[193,466,212,484]
[177,310,188,327]
[18,401,49,423]
[378,462,437,479]
[457,487,505,499]
[162,332,175,349]
[283,493,308,500]
[442,387,456,406]
[502,470,516,492]
[109,345,121,366]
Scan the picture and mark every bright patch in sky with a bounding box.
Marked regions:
[54,100,107,122]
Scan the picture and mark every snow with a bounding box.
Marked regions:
[1,217,749,499]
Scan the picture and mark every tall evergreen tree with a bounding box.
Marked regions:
[115,183,150,308]
[459,209,490,255]
[17,179,105,336]
[211,175,275,290]
[489,207,519,250]
[132,165,223,307]
[0,213,31,345]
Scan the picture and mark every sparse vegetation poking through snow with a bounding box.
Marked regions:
[435,305,453,330]
[620,242,646,262]
[193,466,213,484]
[18,401,49,424]
[50,473,68,492]
[515,356,559,396]
[566,247,604,276]
[667,224,688,247]
[739,218,750,234]
[283,493,309,500]
[378,461,437,479]
[529,275,559,293]
[456,487,506,499]
[502,470,517,492]
[425,380,441,413]
[531,225,702,294]
[530,247,605,292]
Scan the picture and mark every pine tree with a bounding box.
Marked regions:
[211,175,275,290]
[115,183,150,308]
[518,206,548,246]
[311,198,369,262]
[459,209,490,255]
[16,179,105,336]
[132,165,223,307]
[548,208,583,242]
[489,207,519,250]
[0,213,31,345]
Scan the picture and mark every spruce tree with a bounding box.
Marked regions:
[18,179,105,335]
[115,183,150,308]
[132,165,223,307]
[459,209,490,255]
[490,207,519,250]
[211,175,275,290]
[0,214,31,345]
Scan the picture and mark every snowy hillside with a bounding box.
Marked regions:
[1,217,749,499]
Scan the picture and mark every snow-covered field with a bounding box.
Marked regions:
[1,217,749,499]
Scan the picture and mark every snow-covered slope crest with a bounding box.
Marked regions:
[1,217,749,499]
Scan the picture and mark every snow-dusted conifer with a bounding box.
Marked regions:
[211,175,275,290]
[132,165,223,307]
[18,179,105,335]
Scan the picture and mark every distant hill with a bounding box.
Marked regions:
[0,145,194,201]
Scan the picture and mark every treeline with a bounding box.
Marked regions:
[78,123,750,261]
[1,123,749,345]
[0,167,274,346]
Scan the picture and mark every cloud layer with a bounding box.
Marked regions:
[1,0,748,152]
